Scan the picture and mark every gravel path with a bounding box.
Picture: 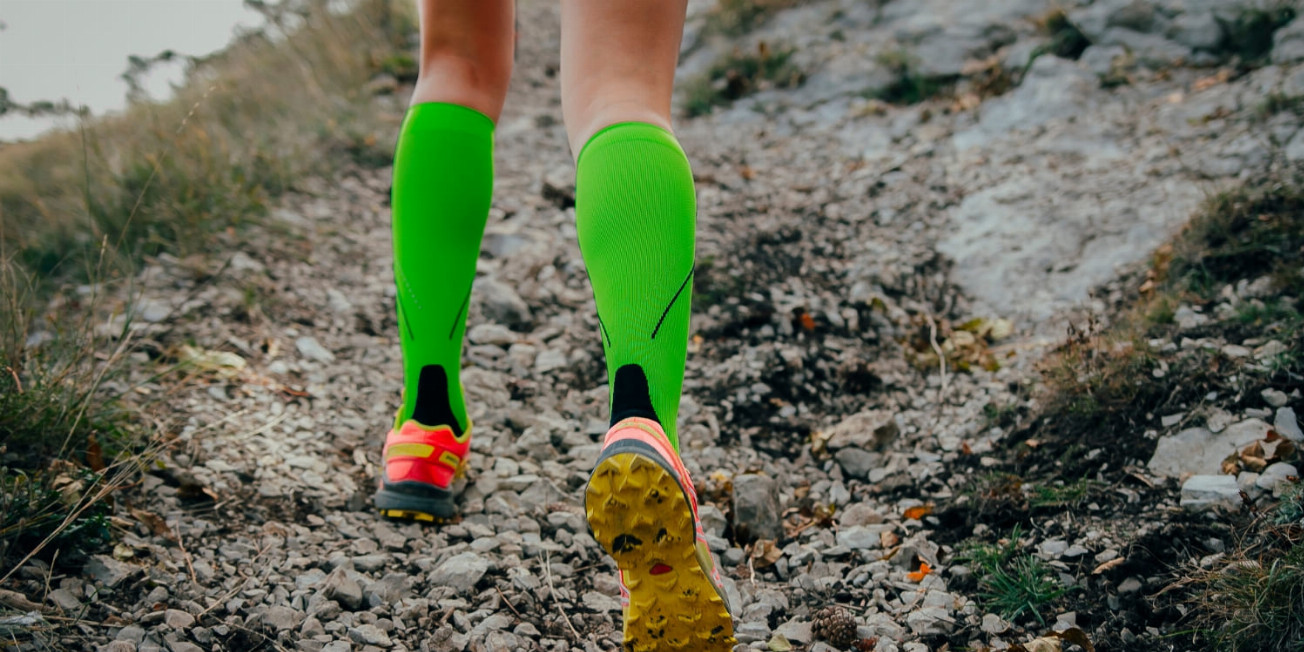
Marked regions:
[19,1,1304,650]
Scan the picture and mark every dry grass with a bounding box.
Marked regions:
[1190,537,1304,651]
[0,0,411,283]
[0,0,415,579]
[1039,171,1304,434]
[1026,170,1304,648]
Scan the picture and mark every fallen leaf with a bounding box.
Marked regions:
[1024,636,1062,652]
[799,312,816,331]
[131,509,175,540]
[767,634,792,652]
[689,334,704,354]
[1052,627,1096,652]
[903,504,933,521]
[810,430,830,455]
[1092,557,1125,575]
[1241,440,1265,459]
[85,435,105,472]
[906,562,932,582]
[880,530,899,549]
[1221,456,1242,475]
[751,539,783,568]
[960,441,973,455]
[178,345,246,378]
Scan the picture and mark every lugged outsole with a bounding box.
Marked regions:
[586,452,736,652]
[374,485,457,523]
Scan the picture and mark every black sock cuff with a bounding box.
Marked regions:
[411,364,463,435]
[610,364,660,427]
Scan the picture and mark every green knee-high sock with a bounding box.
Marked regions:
[391,102,494,434]
[575,123,696,452]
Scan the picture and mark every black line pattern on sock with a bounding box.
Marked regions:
[597,312,612,348]
[448,284,472,340]
[651,265,695,340]
[399,295,416,341]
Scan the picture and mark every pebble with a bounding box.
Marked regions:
[837,525,887,550]
[834,447,880,479]
[581,590,621,612]
[839,502,885,526]
[1262,388,1289,408]
[475,277,533,327]
[1257,463,1299,497]
[774,619,811,643]
[1275,407,1303,443]
[163,609,194,629]
[321,568,363,610]
[428,552,491,595]
[348,623,393,647]
[980,613,1009,634]
[295,336,335,362]
[47,588,82,612]
[824,410,899,451]
[732,474,783,541]
[1180,475,1242,511]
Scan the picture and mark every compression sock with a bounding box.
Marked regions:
[575,123,696,452]
[391,102,494,435]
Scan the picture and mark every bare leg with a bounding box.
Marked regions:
[559,0,688,154]
[411,0,514,122]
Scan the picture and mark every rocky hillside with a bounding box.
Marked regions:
[5,0,1303,651]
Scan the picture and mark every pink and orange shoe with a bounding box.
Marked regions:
[584,417,735,651]
[374,420,470,522]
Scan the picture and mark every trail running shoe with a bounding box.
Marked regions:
[374,420,470,522]
[584,417,735,651]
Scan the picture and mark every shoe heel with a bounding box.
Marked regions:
[585,452,735,651]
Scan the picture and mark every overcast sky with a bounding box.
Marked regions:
[0,0,262,140]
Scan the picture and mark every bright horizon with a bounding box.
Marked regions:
[0,0,263,141]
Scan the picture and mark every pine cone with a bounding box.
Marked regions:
[812,605,858,649]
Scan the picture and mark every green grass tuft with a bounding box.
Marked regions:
[959,525,1069,625]
[1196,543,1304,651]
[866,48,950,105]
[1029,478,1093,508]
[0,466,113,568]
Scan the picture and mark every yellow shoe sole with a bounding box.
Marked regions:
[377,508,440,523]
[585,452,736,651]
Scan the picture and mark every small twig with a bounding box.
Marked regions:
[4,366,21,393]
[436,606,455,627]
[495,586,522,619]
[175,528,199,586]
[197,578,251,619]
[925,313,949,410]
[42,549,59,603]
[543,550,580,641]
